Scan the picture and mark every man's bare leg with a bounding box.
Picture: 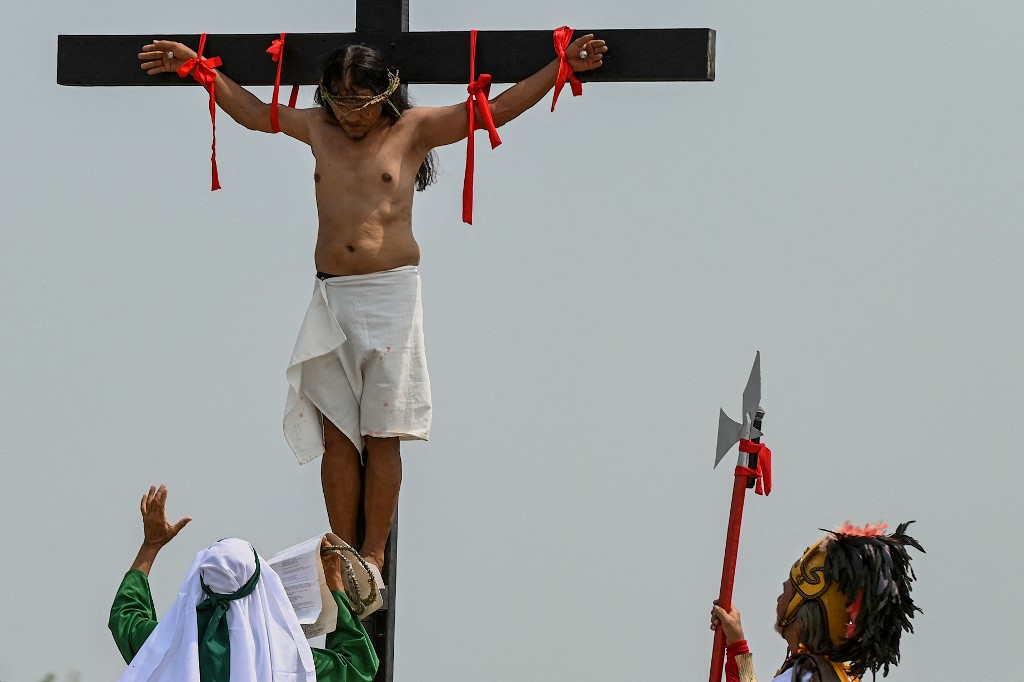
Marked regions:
[360,435,402,573]
[321,418,362,547]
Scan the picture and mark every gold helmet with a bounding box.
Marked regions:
[779,537,851,648]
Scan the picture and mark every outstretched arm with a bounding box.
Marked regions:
[138,40,314,144]
[110,484,192,664]
[412,33,607,150]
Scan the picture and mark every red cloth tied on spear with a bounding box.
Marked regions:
[266,33,300,133]
[462,29,502,225]
[177,33,223,191]
[736,438,773,496]
[550,26,583,112]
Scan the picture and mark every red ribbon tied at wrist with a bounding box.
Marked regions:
[462,29,502,225]
[735,439,773,496]
[266,33,300,133]
[551,26,583,112]
[177,33,223,191]
[724,640,750,682]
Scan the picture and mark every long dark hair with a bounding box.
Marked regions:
[315,45,438,191]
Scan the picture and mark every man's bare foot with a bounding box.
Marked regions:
[361,550,385,575]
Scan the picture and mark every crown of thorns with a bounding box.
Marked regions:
[319,69,402,116]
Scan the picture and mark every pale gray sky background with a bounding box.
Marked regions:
[2,0,1022,680]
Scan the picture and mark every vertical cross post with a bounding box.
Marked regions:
[356,0,409,32]
[352,7,404,677]
[357,467,400,682]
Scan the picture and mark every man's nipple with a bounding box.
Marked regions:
[382,172,393,183]
[314,172,321,184]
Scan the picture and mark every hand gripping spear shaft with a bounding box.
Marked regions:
[709,352,773,682]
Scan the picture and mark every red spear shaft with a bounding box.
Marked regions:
[709,408,764,682]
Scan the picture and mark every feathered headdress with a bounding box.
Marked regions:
[780,521,924,678]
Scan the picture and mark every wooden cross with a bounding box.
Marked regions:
[57,2,714,680]
[57,4,714,87]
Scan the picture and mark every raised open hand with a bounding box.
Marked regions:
[138,40,197,76]
[567,34,608,73]
[140,484,192,548]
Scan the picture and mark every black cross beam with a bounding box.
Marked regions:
[56,2,714,680]
[57,6,715,86]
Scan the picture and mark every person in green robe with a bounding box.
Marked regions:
[108,484,379,681]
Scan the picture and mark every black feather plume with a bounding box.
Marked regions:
[823,520,924,679]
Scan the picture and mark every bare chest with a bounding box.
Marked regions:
[310,122,417,196]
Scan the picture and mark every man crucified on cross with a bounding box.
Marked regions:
[137,34,608,584]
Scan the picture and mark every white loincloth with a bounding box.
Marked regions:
[284,265,431,464]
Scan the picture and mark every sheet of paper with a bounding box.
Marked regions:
[268,535,323,624]
[309,533,341,636]
[266,532,342,634]
[267,534,340,638]
[301,556,337,638]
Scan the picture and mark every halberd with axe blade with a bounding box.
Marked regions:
[709,351,773,682]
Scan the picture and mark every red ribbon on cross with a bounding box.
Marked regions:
[551,26,583,112]
[266,33,300,133]
[462,29,502,225]
[735,438,773,496]
[177,33,223,191]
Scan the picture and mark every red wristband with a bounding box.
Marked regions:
[727,639,750,656]
[176,33,223,191]
[551,26,583,112]
[724,639,750,682]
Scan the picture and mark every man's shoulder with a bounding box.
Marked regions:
[302,106,336,127]
[386,108,435,142]
[304,107,349,145]
[399,104,456,124]
[397,105,430,124]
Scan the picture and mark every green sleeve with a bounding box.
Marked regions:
[108,569,160,664]
[311,591,380,682]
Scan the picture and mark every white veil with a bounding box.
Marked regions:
[118,538,316,682]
